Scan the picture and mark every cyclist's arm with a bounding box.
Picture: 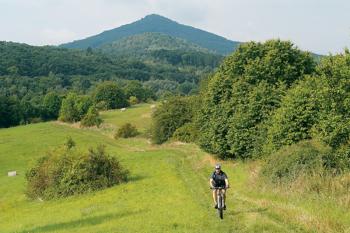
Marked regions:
[225,178,229,188]
[209,178,214,188]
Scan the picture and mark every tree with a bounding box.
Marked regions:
[197,40,316,159]
[0,95,21,128]
[151,97,194,144]
[265,77,322,153]
[42,92,62,120]
[93,82,128,109]
[81,106,103,127]
[58,93,91,123]
[59,93,79,123]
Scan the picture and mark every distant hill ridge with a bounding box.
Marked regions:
[99,32,212,56]
[60,14,240,55]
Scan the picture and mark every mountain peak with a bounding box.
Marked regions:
[139,14,176,24]
[60,14,240,55]
[143,14,169,20]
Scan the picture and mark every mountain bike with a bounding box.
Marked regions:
[211,187,228,219]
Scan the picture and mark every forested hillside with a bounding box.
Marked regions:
[0,40,221,129]
[99,32,210,56]
[61,14,240,55]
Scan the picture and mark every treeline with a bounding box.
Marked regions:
[0,41,214,83]
[151,40,350,186]
[150,49,223,68]
[0,81,153,128]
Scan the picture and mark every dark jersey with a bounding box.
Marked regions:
[211,171,228,187]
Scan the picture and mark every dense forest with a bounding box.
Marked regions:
[0,38,222,128]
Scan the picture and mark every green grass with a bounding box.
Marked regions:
[0,104,349,233]
[100,103,153,134]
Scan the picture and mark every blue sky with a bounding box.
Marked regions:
[0,0,349,54]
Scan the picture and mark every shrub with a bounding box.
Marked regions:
[26,144,129,200]
[42,92,62,120]
[323,145,350,173]
[151,97,194,144]
[93,81,128,109]
[58,93,92,123]
[64,136,76,149]
[172,123,198,143]
[115,123,139,138]
[81,106,103,127]
[261,140,330,183]
[95,101,108,111]
[128,96,139,105]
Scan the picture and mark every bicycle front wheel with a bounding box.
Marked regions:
[217,195,223,219]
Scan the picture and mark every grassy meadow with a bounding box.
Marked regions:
[0,104,349,233]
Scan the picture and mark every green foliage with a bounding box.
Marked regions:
[0,95,21,127]
[151,97,194,144]
[26,144,129,200]
[123,80,153,102]
[115,123,139,138]
[265,51,350,157]
[312,51,350,148]
[221,40,316,86]
[128,96,139,105]
[0,42,109,77]
[144,79,180,97]
[261,140,330,183]
[324,145,350,173]
[42,92,62,120]
[19,97,41,124]
[64,136,76,149]
[151,48,223,68]
[100,32,211,57]
[265,77,322,153]
[81,106,103,127]
[226,81,285,158]
[93,82,129,110]
[58,93,92,123]
[197,40,315,159]
[172,123,198,143]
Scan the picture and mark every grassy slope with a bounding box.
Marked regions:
[0,104,349,233]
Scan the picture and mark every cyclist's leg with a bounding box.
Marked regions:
[212,189,218,204]
[222,188,226,205]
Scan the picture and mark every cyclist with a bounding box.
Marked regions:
[209,164,229,209]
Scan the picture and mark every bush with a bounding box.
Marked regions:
[93,82,128,109]
[42,92,62,120]
[95,101,108,111]
[151,97,195,144]
[115,123,139,138]
[58,93,92,123]
[80,106,103,127]
[261,140,330,183]
[128,96,139,105]
[26,144,129,200]
[323,145,350,173]
[172,123,198,143]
